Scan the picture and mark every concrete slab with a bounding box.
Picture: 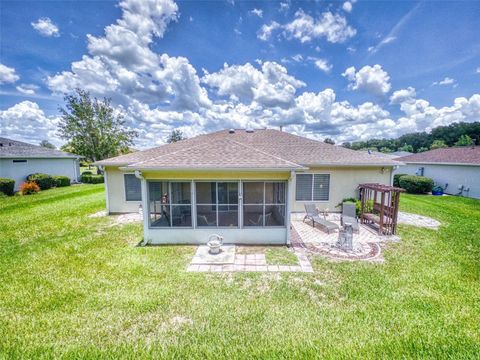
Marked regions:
[191,245,236,265]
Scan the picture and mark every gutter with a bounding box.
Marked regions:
[120,166,306,172]
[400,161,479,167]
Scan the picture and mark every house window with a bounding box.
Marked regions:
[124,174,141,201]
[13,159,27,163]
[295,174,330,201]
[196,182,239,227]
[243,182,286,227]
[148,181,192,227]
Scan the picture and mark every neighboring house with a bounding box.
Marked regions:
[0,137,81,190]
[396,146,480,199]
[390,151,413,158]
[95,129,401,245]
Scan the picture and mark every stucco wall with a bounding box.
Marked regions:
[104,166,142,213]
[0,158,80,190]
[291,166,393,213]
[394,163,480,199]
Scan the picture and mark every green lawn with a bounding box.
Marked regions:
[1,186,479,359]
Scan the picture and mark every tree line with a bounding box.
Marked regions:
[340,122,480,153]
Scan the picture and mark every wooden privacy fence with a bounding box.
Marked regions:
[358,183,405,235]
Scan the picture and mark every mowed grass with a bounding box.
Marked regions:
[0,186,479,359]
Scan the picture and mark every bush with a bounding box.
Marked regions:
[399,175,434,194]
[53,175,71,187]
[337,197,362,216]
[19,181,40,195]
[393,173,407,187]
[26,173,55,190]
[82,171,93,175]
[81,174,104,184]
[0,177,15,196]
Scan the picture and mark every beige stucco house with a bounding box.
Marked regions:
[95,129,400,245]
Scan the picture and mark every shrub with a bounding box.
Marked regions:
[53,175,71,187]
[82,171,93,175]
[0,178,15,196]
[399,175,434,194]
[337,197,362,216]
[26,173,55,190]
[19,181,40,195]
[393,174,407,187]
[81,174,104,184]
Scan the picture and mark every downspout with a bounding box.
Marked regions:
[100,165,109,213]
[135,170,150,246]
[286,170,295,245]
[390,166,398,186]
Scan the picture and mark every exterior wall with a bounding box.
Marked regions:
[394,163,480,199]
[104,166,142,213]
[0,158,80,191]
[291,166,393,213]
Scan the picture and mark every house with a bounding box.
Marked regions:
[0,137,81,190]
[95,129,401,245]
[396,146,480,199]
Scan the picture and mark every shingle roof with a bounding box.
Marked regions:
[0,137,80,159]
[397,146,480,165]
[95,129,401,169]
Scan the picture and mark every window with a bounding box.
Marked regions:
[295,174,330,201]
[148,181,192,227]
[124,174,142,201]
[243,182,286,227]
[196,182,238,227]
[12,159,27,163]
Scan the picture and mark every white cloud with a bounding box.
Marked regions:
[342,2,352,13]
[432,77,456,86]
[0,63,19,84]
[16,84,40,95]
[476,67,480,74]
[250,8,263,18]
[342,64,391,96]
[291,54,303,62]
[390,87,416,104]
[257,21,280,41]
[312,58,332,73]
[284,10,356,43]
[202,61,305,108]
[279,2,290,13]
[258,10,355,44]
[0,101,60,145]
[31,17,60,37]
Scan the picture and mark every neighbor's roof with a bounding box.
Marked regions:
[397,146,480,166]
[0,137,80,159]
[95,129,402,170]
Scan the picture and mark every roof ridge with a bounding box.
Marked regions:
[227,138,302,168]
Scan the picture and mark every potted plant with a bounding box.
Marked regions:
[432,185,444,196]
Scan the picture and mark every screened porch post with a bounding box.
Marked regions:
[141,178,149,245]
[286,171,295,245]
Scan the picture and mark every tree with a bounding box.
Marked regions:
[430,139,447,149]
[417,147,430,153]
[166,129,186,143]
[341,141,351,149]
[57,89,137,167]
[455,134,474,146]
[398,143,414,152]
[39,140,56,149]
[324,138,335,145]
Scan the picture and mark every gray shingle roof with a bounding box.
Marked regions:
[397,146,480,165]
[0,137,80,159]
[95,129,401,169]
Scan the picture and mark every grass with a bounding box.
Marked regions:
[265,247,298,265]
[0,187,479,358]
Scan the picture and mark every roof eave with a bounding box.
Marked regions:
[120,166,306,172]
[301,162,402,168]
[401,161,479,166]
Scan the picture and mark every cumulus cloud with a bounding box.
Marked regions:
[389,87,416,104]
[258,9,356,43]
[31,17,60,37]
[202,61,305,108]
[0,101,60,145]
[342,64,391,96]
[312,58,332,73]
[342,2,353,13]
[0,63,20,84]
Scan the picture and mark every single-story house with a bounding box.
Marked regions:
[0,137,81,190]
[395,146,480,199]
[95,129,401,245]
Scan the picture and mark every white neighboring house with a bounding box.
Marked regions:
[395,146,480,199]
[0,137,81,190]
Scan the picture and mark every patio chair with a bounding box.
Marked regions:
[197,215,216,227]
[341,203,359,233]
[303,204,339,234]
[248,212,271,226]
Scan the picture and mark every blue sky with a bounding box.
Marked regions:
[1,0,479,148]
